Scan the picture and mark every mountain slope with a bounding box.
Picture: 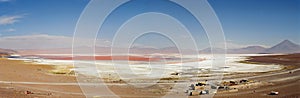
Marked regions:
[228,46,267,54]
[198,40,300,54]
[199,46,266,54]
[264,40,300,54]
[0,48,17,55]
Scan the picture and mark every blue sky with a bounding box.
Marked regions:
[209,0,300,46]
[0,0,88,36]
[0,0,299,49]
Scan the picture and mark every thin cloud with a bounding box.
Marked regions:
[0,0,11,2]
[0,15,23,25]
[0,34,111,49]
[1,28,16,32]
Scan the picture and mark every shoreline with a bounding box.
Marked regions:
[213,53,300,98]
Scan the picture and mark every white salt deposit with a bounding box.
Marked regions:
[11,54,283,77]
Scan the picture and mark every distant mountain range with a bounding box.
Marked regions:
[9,39,300,55]
[200,40,300,54]
[263,40,300,54]
[199,46,267,54]
[0,48,17,55]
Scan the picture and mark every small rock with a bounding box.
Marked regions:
[25,90,34,94]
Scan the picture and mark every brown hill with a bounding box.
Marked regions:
[0,48,17,55]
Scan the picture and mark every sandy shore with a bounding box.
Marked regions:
[213,53,300,98]
[0,58,84,97]
[0,54,299,98]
